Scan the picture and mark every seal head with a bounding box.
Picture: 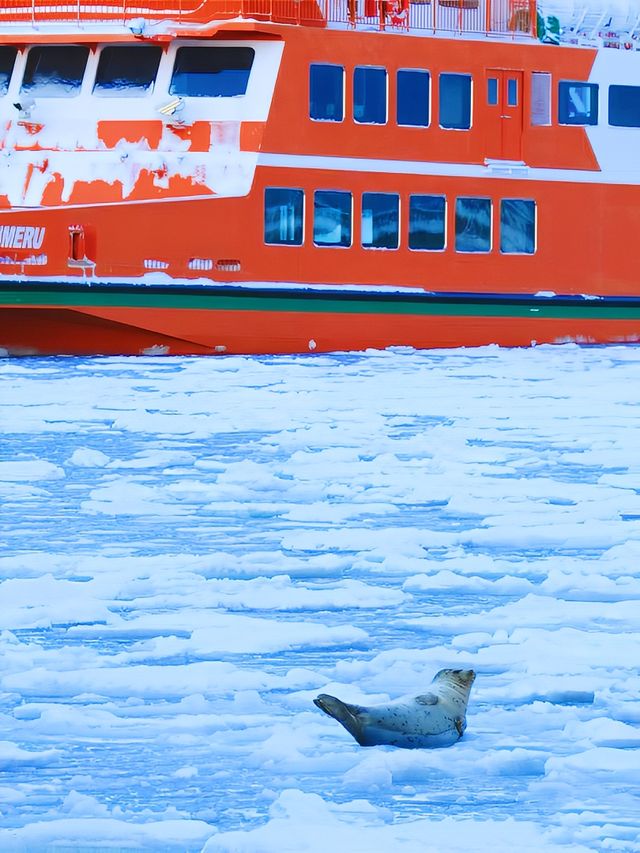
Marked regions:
[314,668,475,749]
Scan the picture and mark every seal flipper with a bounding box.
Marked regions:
[314,694,367,745]
[415,692,439,705]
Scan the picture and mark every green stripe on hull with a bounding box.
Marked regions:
[2,288,640,320]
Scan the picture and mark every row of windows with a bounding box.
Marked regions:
[264,188,536,254]
[559,81,640,128]
[0,45,254,99]
[311,64,471,129]
[310,63,640,130]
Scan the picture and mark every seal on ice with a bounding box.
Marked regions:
[313,668,475,748]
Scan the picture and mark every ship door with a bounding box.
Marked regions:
[486,70,523,161]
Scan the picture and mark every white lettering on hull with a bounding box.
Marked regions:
[0,226,46,249]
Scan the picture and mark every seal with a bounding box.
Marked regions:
[313,668,475,749]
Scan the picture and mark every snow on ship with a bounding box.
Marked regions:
[1,0,640,355]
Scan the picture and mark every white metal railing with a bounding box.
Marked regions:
[0,0,536,35]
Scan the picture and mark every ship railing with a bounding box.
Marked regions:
[0,0,537,35]
[0,0,325,26]
[323,0,536,35]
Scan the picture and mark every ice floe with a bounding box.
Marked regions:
[1,345,639,851]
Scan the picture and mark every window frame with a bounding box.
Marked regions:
[309,63,345,122]
[313,189,353,248]
[264,187,305,247]
[439,72,472,130]
[92,44,163,98]
[169,45,255,98]
[608,84,640,128]
[558,80,599,126]
[353,65,388,126]
[20,44,90,98]
[361,191,400,250]
[530,71,552,126]
[499,198,536,255]
[396,68,430,128]
[0,46,18,97]
[408,194,447,252]
[455,196,492,253]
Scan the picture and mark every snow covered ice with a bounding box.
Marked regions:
[0,345,639,852]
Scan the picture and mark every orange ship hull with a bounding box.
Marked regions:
[3,285,640,355]
[2,0,640,354]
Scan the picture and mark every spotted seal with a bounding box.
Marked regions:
[314,668,475,748]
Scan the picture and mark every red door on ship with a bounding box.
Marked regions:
[486,70,523,161]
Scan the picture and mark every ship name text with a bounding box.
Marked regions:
[0,226,46,250]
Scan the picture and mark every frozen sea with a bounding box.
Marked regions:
[1,345,639,853]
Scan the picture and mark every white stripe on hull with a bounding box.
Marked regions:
[257,151,640,186]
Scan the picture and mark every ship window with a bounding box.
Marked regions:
[0,47,17,97]
[397,69,430,127]
[531,72,551,126]
[558,81,598,125]
[487,77,499,106]
[310,64,344,121]
[409,195,446,251]
[362,193,399,249]
[500,199,535,254]
[93,46,162,97]
[264,188,304,246]
[354,66,387,124]
[439,73,472,129]
[507,77,518,107]
[170,47,254,97]
[608,84,640,127]
[455,197,491,252]
[21,46,89,97]
[314,190,352,247]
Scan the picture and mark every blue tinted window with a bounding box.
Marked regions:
[439,73,472,129]
[170,47,254,97]
[0,47,17,97]
[558,81,598,125]
[314,191,352,247]
[455,197,491,252]
[397,69,430,127]
[608,85,640,127]
[94,46,162,97]
[310,64,344,121]
[22,46,89,97]
[409,195,446,250]
[354,66,387,124]
[507,77,518,106]
[487,77,498,106]
[500,199,535,254]
[265,188,304,246]
[362,193,399,249]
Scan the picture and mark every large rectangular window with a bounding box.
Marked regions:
[170,47,254,97]
[0,47,17,97]
[409,195,446,251]
[531,72,551,126]
[455,197,491,253]
[314,191,352,247]
[264,188,304,246]
[362,193,399,249]
[397,70,430,127]
[558,81,598,125]
[310,64,344,122]
[439,73,472,129]
[500,199,535,254]
[354,66,387,124]
[608,85,640,128]
[21,46,89,97]
[94,46,162,97]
